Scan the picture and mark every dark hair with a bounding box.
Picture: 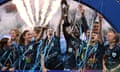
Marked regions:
[94,22,99,24]
[106,28,119,44]
[34,26,41,34]
[19,30,29,45]
[61,0,67,5]
[45,27,54,34]
[0,38,9,49]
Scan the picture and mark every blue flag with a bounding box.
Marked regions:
[76,0,120,32]
[0,0,11,5]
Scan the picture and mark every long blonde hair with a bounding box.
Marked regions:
[9,28,21,43]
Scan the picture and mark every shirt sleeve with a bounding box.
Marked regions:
[40,40,45,54]
[53,35,60,53]
[0,63,3,69]
[54,35,60,42]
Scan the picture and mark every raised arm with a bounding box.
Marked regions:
[62,16,71,41]
[41,54,47,72]
[79,4,88,33]
[55,15,63,38]
[62,3,70,40]
[98,14,103,44]
[102,55,108,72]
[36,27,45,41]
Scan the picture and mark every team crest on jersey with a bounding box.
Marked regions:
[112,52,117,58]
[29,45,33,50]
[51,43,54,47]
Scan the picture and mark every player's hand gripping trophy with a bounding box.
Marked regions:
[61,0,69,17]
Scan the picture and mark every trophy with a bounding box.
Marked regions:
[61,0,69,17]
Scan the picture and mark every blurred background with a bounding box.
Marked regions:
[0,0,112,38]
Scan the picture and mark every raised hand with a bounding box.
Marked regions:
[97,13,103,22]
[61,0,69,17]
[79,4,85,15]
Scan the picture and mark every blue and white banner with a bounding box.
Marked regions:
[76,0,120,32]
